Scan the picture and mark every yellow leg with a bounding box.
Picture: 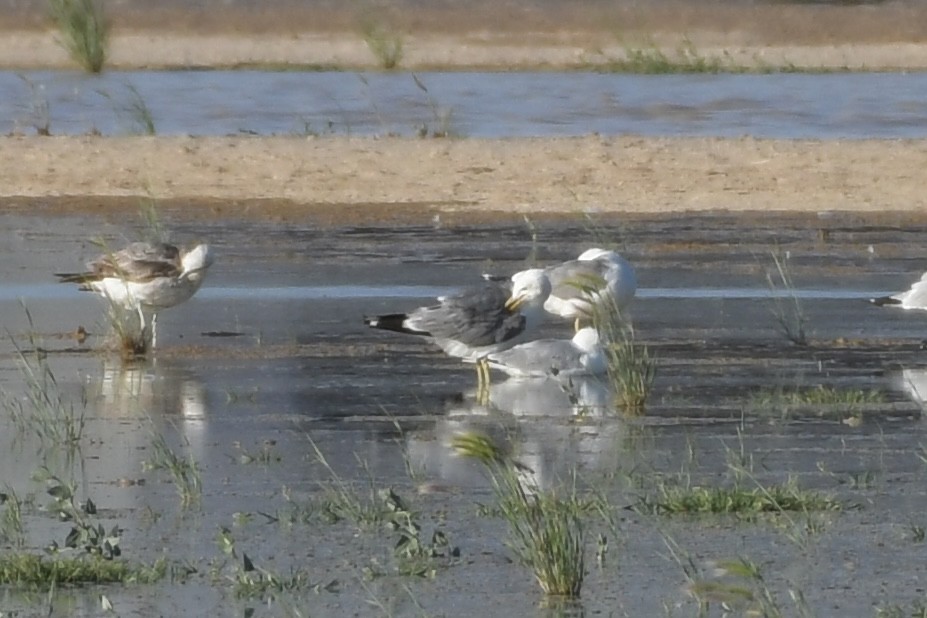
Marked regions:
[476,359,491,405]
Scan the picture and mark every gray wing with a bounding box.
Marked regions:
[488,339,582,375]
[546,259,607,300]
[88,242,182,281]
[408,282,525,346]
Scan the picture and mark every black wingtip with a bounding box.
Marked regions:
[364,313,427,336]
[54,272,92,284]
[870,295,901,307]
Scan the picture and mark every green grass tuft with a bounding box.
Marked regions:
[639,480,841,515]
[0,553,165,585]
[454,432,585,598]
[48,0,109,73]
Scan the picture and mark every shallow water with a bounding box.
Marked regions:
[2,206,927,615]
[5,70,927,138]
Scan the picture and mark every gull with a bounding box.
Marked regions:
[486,326,606,379]
[871,272,927,311]
[57,241,214,349]
[364,268,551,393]
[543,248,636,331]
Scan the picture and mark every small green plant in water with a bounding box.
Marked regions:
[144,431,202,509]
[48,0,108,73]
[765,248,808,345]
[359,13,403,70]
[34,467,122,559]
[589,293,655,414]
[0,489,26,548]
[453,432,585,598]
[748,385,886,420]
[0,553,165,585]
[639,477,841,515]
[3,316,86,451]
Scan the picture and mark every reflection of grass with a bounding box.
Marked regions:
[454,432,585,598]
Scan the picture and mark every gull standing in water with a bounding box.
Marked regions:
[364,268,551,394]
[543,248,636,331]
[485,326,606,379]
[57,241,214,349]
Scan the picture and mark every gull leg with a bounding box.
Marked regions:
[135,304,148,350]
[151,313,158,350]
[476,359,491,405]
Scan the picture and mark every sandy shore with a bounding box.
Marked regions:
[3,2,927,218]
[3,135,926,216]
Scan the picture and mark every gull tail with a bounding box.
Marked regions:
[54,272,98,289]
[870,295,901,307]
[364,313,430,336]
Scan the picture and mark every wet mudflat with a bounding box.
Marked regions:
[2,203,927,616]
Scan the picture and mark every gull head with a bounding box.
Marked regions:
[505,268,551,311]
[181,244,215,277]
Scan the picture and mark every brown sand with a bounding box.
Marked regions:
[2,2,926,218]
[1,135,924,217]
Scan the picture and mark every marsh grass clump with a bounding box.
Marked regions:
[453,432,585,598]
[48,0,109,73]
[3,321,86,451]
[98,83,156,135]
[0,553,165,585]
[589,293,655,415]
[639,477,841,516]
[0,489,26,548]
[764,248,808,346]
[305,438,395,528]
[748,384,886,419]
[876,600,927,618]
[359,12,403,69]
[605,38,730,74]
[144,431,202,509]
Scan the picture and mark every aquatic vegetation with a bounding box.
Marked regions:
[453,432,585,598]
[602,38,730,74]
[98,83,156,135]
[0,488,26,548]
[639,477,840,515]
[2,322,86,451]
[48,0,109,73]
[590,294,655,415]
[748,384,886,419]
[144,431,202,509]
[764,248,808,346]
[876,601,927,618]
[359,12,404,70]
[16,74,51,136]
[0,553,166,585]
[412,73,457,138]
